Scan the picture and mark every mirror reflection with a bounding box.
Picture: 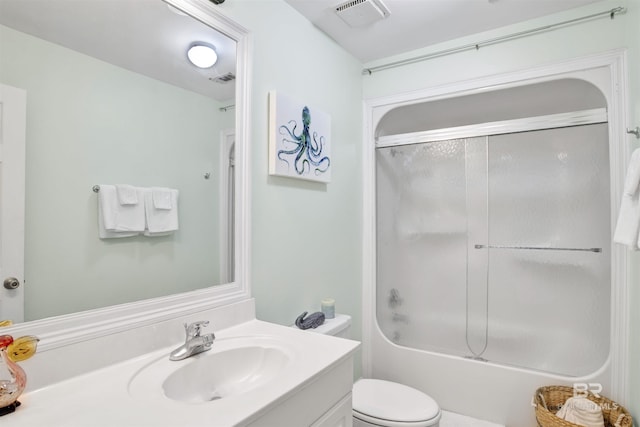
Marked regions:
[0,0,237,323]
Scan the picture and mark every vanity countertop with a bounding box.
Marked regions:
[2,319,360,427]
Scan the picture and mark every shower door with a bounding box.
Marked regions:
[376,123,610,377]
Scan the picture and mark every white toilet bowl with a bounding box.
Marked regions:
[352,379,441,427]
[293,315,441,427]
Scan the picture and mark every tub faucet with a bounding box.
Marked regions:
[169,320,215,361]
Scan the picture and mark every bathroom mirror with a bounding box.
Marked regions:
[0,0,249,324]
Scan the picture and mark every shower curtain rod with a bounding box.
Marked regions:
[362,6,626,75]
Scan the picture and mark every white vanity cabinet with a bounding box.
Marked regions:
[243,354,354,427]
[310,394,353,427]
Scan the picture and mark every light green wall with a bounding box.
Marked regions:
[0,25,230,320]
[222,0,639,393]
[362,0,639,415]
[221,0,364,374]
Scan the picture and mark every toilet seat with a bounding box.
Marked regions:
[353,379,441,427]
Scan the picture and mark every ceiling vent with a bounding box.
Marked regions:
[209,72,236,84]
[335,0,390,28]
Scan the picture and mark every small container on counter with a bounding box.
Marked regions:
[321,298,335,319]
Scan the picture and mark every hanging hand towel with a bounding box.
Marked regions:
[151,187,173,210]
[115,184,139,205]
[98,184,145,238]
[555,397,604,427]
[144,188,179,234]
[614,148,640,249]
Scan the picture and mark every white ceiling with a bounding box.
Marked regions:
[1,0,603,99]
[0,0,236,101]
[283,0,601,63]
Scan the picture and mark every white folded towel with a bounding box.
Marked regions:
[152,187,172,210]
[144,188,179,234]
[115,184,139,205]
[623,148,640,195]
[98,184,145,238]
[555,397,604,427]
[614,148,640,249]
[98,203,138,239]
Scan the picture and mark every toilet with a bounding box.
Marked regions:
[295,314,441,427]
[351,379,441,427]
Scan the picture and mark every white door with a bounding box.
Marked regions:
[0,84,26,323]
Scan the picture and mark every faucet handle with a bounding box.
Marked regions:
[185,320,210,338]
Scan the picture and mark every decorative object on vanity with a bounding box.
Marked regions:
[0,335,39,416]
[533,385,632,427]
[94,184,179,239]
[268,91,331,183]
[294,311,325,330]
[320,298,335,319]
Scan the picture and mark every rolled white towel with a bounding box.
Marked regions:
[555,397,604,427]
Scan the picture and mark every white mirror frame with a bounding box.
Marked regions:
[4,0,252,352]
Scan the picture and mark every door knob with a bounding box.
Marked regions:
[3,277,20,290]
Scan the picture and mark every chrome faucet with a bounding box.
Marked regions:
[169,320,215,361]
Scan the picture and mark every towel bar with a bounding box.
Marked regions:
[474,244,602,253]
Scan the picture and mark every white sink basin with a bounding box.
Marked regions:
[128,336,292,404]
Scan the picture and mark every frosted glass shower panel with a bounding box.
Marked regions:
[376,139,482,355]
[464,138,489,357]
[483,124,610,376]
[375,124,610,376]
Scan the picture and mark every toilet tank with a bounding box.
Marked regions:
[294,314,351,338]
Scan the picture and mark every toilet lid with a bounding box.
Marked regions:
[353,379,440,423]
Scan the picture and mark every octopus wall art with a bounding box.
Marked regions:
[268,91,331,182]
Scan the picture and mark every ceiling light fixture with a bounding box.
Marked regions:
[187,43,218,68]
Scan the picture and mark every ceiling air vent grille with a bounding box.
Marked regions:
[335,0,390,28]
[209,72,236,84]
[336,0,367,12]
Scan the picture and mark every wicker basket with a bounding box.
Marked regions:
[534,386,632,427]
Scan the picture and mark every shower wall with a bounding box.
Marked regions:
[377,123,611,378]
